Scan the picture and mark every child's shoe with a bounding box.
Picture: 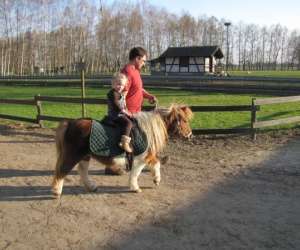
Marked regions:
[119,135,133,153]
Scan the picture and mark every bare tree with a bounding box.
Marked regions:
[0,0,300,75]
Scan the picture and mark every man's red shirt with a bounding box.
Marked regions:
[121,64,144,113]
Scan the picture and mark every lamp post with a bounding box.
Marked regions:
[99,0,103,12]
[224,22,231,74]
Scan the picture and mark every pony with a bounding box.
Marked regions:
[52,104,193,197]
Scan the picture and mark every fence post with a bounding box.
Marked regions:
[251,98,257,140]
[79,58,86,118]
[35,94,43,128]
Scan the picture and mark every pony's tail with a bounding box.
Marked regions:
[54,120,69,178]
[52,120,69,197]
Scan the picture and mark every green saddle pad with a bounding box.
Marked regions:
[89,120,148,157]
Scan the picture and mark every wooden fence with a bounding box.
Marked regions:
[252,95,300,139]
[1,95,300,138]
[0,95,258,137]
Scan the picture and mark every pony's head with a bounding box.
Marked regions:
[158,104,194,139]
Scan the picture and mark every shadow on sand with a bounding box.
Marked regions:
[0,169,104,178]
[0,169,152,201]
[0,185,135,202]
[0,124,55,140]
[104,138,300,249]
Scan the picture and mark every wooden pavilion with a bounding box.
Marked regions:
[149,46,224,75]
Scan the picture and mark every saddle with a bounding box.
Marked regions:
[89,117,148,158]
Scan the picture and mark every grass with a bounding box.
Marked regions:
[1,85,300,131]
[229,70,300,78]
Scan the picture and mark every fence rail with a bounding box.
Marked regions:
[189,105,256,112]
[254,95,300,105]
[1,95,300,138]
[0,99,35,105]
[252,96,300,137]
[0,113,37,123]
[36,95,107,104]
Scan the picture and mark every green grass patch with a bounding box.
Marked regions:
[1,86,300,131]
[229,70,300,78]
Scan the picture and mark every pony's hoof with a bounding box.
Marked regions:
[52,194,61,199]
[86,185,98,192]
[131,188,142,193]
[160,155,170,165]
[153,179,160,186]
[52,189,62,198]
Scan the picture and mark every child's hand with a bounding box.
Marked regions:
[121,110,132,117]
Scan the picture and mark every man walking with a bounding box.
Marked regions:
[122,47,157,114]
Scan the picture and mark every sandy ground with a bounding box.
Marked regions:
[0,124,299,250]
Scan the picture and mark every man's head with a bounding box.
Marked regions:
[129,47,147,70]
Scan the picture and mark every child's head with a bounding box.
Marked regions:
[112,73,128,93]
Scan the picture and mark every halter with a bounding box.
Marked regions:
[153,100,159,110]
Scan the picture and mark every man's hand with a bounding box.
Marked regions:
[148,95,157,105]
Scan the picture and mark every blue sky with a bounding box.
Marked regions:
[101,0,300,31]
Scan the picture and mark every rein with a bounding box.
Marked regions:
[126,152,133,171]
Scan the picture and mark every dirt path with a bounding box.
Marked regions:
[0,124,299,250]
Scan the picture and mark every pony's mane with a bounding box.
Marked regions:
[134,103,193,155]
[134,111,168,155]
[156,103,193,120]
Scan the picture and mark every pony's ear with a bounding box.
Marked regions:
[180,106,193,120]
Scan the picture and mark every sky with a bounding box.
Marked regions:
[101,0,300,31]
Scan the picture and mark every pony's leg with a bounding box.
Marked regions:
[52,176,64,197]
[52,159,65,197]
[129,157,146,193]
[150,161,161,186]
[52,119,91,197]
[103,156,126,175]
[52,155,82,197]
[78,158,97,192]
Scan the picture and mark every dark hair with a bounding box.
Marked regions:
[129,47,147,61]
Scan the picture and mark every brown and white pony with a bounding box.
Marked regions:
[52,104,193,196]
